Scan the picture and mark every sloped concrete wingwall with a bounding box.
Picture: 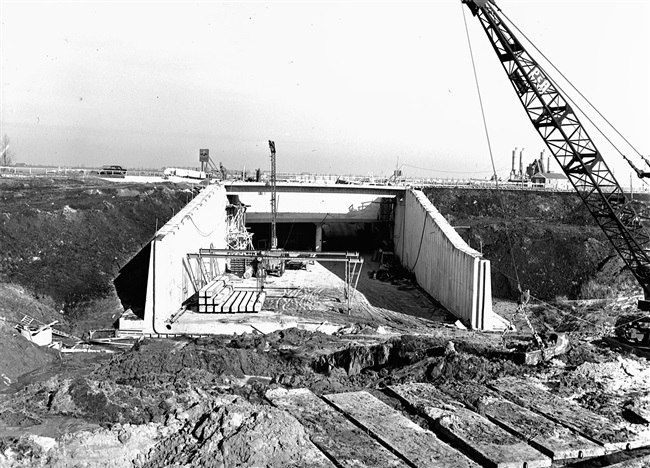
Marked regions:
[394,189,495,330]
[143,184,228,335]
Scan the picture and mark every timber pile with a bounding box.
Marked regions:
[439,383,606,460]
[264,379,647,468]
[266,387,409,467]
[388,383,551,468]
[490,377,650,451]
[323,391,479,468]
[198,277,265,313]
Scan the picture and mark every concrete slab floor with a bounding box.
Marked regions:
[320,253,455,323]
[168,260,456,335]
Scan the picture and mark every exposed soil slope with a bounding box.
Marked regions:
[0,177,199,382]
[0,177,196,312]
[423,187,645,300]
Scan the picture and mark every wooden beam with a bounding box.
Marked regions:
[266,388,409,468]
[490,377,650,451]
[324,391,479,468]
[388,383,551,468]
[440,384,605,461]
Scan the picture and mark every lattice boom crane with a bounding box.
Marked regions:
[461,0,650,313]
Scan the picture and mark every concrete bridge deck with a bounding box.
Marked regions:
[225,181,406,196]
[226,181,402,224]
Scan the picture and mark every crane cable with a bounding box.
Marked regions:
[461,5,499,187]
[463,4,536,340]
[462,3,521,290]
[499,9,650,183]
[496,6,650,340]
[494,263,650,337]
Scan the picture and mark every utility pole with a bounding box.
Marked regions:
[269,140,277,250]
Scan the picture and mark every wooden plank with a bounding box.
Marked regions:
[324,391,479,468]
[235,291,251,312]
[240,291,257,312]
[246,291,260,312]
[199,278,225,298]
[388,383,551,468]
[217,291,239,313]
[266,388,409,468]
[228,291,246,313]
[236,291,254,313]
[491,377,650,451]
[234,291,248,313]
[207,279,226,298]
[439,384,605,461]
[212,285,233,306]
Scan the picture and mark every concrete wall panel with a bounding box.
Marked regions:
[143,184,228,334]
[394,189,494,330]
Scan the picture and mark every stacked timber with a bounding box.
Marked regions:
[198,278,266,313]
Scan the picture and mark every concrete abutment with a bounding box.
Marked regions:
[394,189,501,330]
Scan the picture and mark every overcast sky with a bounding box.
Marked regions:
[1,1,648,182]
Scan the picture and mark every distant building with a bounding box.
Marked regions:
[530,172,570,190]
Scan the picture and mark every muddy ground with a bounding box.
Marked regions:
[1,177,650,467]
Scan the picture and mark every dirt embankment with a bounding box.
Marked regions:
[0,178,196,313]
[0,177,200,383]
[423,188,645,301]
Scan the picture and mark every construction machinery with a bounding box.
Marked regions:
[266,140,285,276]
[461,0,650,343]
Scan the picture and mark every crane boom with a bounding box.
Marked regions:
[461,0,650,305]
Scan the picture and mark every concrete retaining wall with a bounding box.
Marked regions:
[394,189,496,330]
[142,184,228,334]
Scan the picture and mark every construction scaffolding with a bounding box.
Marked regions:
[187,249,364,314]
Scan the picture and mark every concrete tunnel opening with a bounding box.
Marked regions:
[114,184,498,335]
[246,222,394,254]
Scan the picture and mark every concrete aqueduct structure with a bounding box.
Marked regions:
[117,182,500,335]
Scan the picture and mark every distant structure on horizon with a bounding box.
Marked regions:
[508,147,569,189]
